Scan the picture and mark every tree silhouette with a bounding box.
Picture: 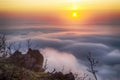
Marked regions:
[87,52,98,80]
[0,34,7,57]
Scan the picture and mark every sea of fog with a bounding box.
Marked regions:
[0,25,120,80]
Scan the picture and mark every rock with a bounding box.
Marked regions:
[50,72,75,80]
[10,50,22,59]
[65,72,75,80]
[10,48,44,72]
[9,50,23,66]
[0,69,3,80]
[24,48,44,72]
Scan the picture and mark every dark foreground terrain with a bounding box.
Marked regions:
[0,48,75,80]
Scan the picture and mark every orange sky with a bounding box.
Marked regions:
[0,0,120,25]
[1,0,120,11]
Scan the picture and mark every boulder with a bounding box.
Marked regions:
[24,48,44,72]
[10,48,44,72]
[65,72,75,80]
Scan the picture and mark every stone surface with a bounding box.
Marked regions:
[10,48,44,72]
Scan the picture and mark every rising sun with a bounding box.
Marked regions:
[72,12,77,17]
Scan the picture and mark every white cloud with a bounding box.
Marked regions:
[108,50,120,57]
[41,48,87,74]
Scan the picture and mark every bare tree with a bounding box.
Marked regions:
[87,52,98,80]
[0,34,7,57]
[74,73,89,80]
[51,68,56,73]
[10,42,22,52]
[26,39,32,50]
[7,41,22,53]
[6,42,14,56]
[82,73,88,80]
[0,34,20,57]
[61,66,65,72]
[43,59,48,71]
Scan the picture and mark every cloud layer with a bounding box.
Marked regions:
[1,26,120,80]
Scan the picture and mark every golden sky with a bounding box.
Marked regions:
[0,0,120,25]
[0,0,120,12]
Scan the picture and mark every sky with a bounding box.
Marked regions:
[0,0,120,80]
[0,0,120,10]
[0,0,120,26]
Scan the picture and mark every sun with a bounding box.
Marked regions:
[72,12,77,17]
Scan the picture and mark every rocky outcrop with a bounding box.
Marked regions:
[24,48,44,72]
[50,72,75,80]
[9,48,44,72]
[0,48,76,80]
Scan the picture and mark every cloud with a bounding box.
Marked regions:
[0,13,64,30]
[102,50,120,66]
[41,48,87,73]
[87,12,120,26]
[1,26,120,80]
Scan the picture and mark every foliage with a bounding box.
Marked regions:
[0,58,75,80]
